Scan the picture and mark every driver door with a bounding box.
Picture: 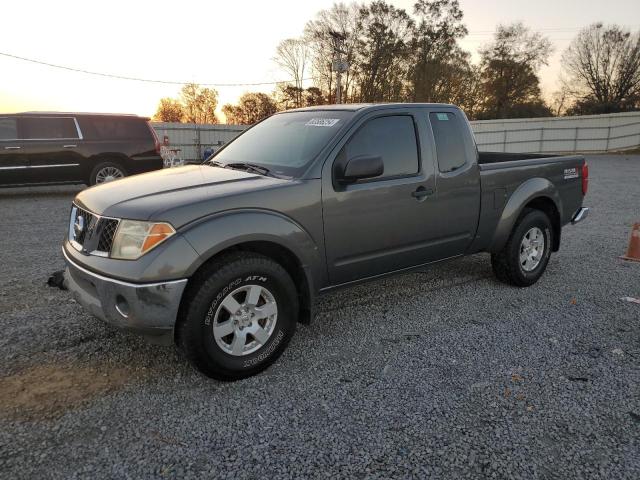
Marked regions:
[321,111,441,286]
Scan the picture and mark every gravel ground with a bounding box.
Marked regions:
[0,154,639,479]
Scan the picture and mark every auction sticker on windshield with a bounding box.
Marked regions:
[306,118,340,127]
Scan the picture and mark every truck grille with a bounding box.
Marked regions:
[97,219,119,252]
[69,205,120,256]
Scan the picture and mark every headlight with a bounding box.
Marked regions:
[111,220,175,260]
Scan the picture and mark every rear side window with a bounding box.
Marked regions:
[20,117,79,139]
[78,117,151,140]
[429,112,466,173]
[0,118,18,140]
[340,115,419,179]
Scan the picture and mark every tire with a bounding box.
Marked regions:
[89,162,127,186]
[176,253,298,381]
[491,208,553,287]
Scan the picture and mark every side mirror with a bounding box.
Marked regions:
[339,155,384,183]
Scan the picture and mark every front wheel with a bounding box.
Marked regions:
[491,208,553,287]
[176,253,298,380]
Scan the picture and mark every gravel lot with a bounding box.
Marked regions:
[0,154,639,479]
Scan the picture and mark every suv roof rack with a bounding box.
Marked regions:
[18,111,141,116]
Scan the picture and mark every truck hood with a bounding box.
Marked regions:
[75,165,292,224]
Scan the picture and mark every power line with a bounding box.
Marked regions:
[3,22,639,86]
[0,51,309,87]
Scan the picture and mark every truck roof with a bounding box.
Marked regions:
[283,102,458,113]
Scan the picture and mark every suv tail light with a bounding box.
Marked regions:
[147,122,161,154]
[581,162,589,195]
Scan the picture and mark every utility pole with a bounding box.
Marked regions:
[336,65,342,105]
[329,31,348,104]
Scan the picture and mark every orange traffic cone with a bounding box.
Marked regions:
[620,223,640,262]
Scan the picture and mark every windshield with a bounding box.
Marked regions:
[211,110,353,177]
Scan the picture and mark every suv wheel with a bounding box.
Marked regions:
[177,253,298,380]
[491,208,553,287]
[90,162,126,185]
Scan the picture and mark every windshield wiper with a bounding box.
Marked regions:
[205,159,276,177]
[205,160,227,168]
[226,162,275,177]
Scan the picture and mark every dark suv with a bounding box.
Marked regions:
[0,112,163,187]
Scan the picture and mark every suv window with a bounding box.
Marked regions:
[0,118,18,140]
[78,117,151,140]
[20,117,79,140]
[339,115,419,179]
[429,112,466,173]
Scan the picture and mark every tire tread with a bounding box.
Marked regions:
[491,208,551,287]
[176,252,297,380]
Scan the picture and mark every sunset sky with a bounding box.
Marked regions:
[1,0,638,120]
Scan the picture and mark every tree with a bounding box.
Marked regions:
[352,1,414,102]
[222,92,278,125]
[304,87,325,106]
[304,2,361,103]
[273,83,304,110]
[410,0,471,104]
[273,84,326,109]
[154,98,184,122]
[274,38,309,108]
[561,23,640,114]
[477,23,553,119]
[180,83,219,124]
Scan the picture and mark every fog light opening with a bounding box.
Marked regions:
[115,295,130,318]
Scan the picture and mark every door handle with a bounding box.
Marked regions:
[63,145,77,148]
[4,146,21,150]
[411,187,433,200]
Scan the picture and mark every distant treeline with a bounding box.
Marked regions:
[154,1,640,124]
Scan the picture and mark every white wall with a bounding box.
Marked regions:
[152,111,640,161]
[470,111,640,153]
[151,122,247,162]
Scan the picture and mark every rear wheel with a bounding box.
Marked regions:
[89,162,126,185]
[177,253,298,381]
[491,208,553,287]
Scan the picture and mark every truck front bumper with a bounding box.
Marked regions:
[63,248,187,344]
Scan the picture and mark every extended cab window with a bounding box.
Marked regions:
[0,118,18,140]
[21,117,79,140]
[340,115,419,179]
[429,112,466,173]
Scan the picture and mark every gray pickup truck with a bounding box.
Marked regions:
[63,103,589,380]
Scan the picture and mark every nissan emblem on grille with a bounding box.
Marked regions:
[74,215,85,238]
[70,205,120,256]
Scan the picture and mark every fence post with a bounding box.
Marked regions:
[195,124,202,161]
[605,125,611,152]
[539,127,544,153]
[503,130,508,152]
[573,127,578,152]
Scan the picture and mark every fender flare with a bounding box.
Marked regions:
[179,209,325,293]
[488,177,563,253]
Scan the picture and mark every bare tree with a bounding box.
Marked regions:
[274,38,309,108]
[304,2,362,103]
[562,23,640,114]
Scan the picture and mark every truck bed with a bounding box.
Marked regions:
[471,150,586,256]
